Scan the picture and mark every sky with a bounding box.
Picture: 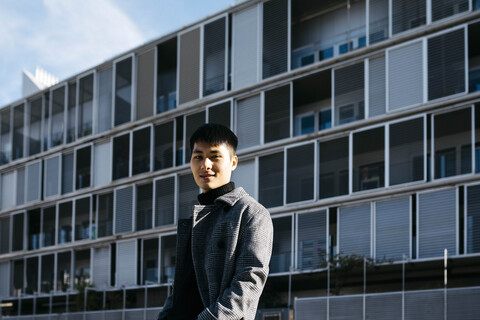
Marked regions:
[0,0,236,107]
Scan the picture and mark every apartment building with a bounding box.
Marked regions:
[1,0,480,319]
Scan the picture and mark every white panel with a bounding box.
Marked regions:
[405,290,444,320]
[1,171,15,210]
[369,55,386,117]
[0,261,10,298]
[93,246,110,289]
[236,95,261,150]
[115,186,133,234]
[94,142,111,187]
[117,240,137,286]
[26,161,41,202]
[231,159,255,198]
[447,287,480,319]
[339,204,371,257]
[45,155,60,198]
[233,5,259,89]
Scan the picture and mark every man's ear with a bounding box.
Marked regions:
[231,155,238,171]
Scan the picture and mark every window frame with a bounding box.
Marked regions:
[153,173,178,227]
[269,213,294,276]
[74,143,93,191]
[113,53,136,127]
[43,152,62,200]
[76,70,97,141]
[206,98,234,128]
[113,184,136,235]
[25,159,42,204]
[49,82,68,148]
[132,123,154,176]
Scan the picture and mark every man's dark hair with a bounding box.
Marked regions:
[190,123,238,154]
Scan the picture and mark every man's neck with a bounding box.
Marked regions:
[197,182,235,205]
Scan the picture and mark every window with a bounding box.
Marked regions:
[297,211,327,270]
[1,171,15,210]
[178,174,199,220]
[469,23,480,93]
[12,103,25,161]
[62,152,74,194]
[259,152,284,208]
[390,117,424,185]
[203,17,227,96]
[319,137,349,199]
[132,126,151,175]
[263,0,288,79]
[97,192,114,238]
[136,49,155,120]
[161,235,176,283]
[45,155,61,198]
[0,261,10,297]
[26,161,41,203]
[368,55,386,117]
[28,97,42,156]
[157,38,177,113]
[12,213,24,251]
[185,111,205,162]
[178,28,201,105]
[75,197,91,241]
[236,95,261,150]
[176,116,184,166]
[57,251,71,292]
[136,183,153,231]
[92,246,110,289]
[369,0,388,44]
[114,56,133,126]
[353,127,385,192]
[42,206,56,247]
[155,176,175,227]
[428,28,466,101]
[78,74,94,138]
[40,254,54,293]
[264,85,290,143]
[116,240,137,286]
[432,0,468,21]
[142,238,159,284]
[392,0,426,35]
[16,167,25,206]
[208,101,231,129]
[270,216,292,274]
[154,121,174,171]
[115,186,134,234]
[75,249,91,287]
[339,203,371,257]
[51,85,65,147]
[12,259,24,296]
[287,143,314,203]
[334,62,364,125]
[26,256,39,294]
[231,159,256,199]
[113,133,130,180]
[67,82,76,143]
[417,189,457,258]
[0,109,11,165]
[58,201,73,244]
[96,68,113,134]
[94,141,111,187]
[43,92,50,152]
[467,184,480,254]
[27,209,41,250]
[434,108,472,179]
[0,216,10,254]
[75,145,91,190]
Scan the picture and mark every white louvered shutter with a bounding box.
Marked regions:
[178,174,199,220]
[297,210,327,271]
[16,168,25,206]
[339,204,371,257]
[467,185,480,254]
[368,55,386,117]
[94,142,111,187]
[115,186,133,234]
[0,261,10,298]
[231,159,256,199]
[178,28,200,105]
[93,246,110,289]
[116,240,137,286]
[1,171,15,210]
[45,155,60,198]
[155,177,175,227]
[236,95,261,150]
[26,161,41,202]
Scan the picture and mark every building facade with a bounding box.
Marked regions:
[1,0,480,319]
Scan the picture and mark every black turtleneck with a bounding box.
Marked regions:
[197,181,235,205]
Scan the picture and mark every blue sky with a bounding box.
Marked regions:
[0,0,236,107]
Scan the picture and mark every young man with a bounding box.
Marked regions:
[158,123,273,320]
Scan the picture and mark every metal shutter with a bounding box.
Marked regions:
[115,186,133,234]
[236,95,261,150]
[467,185,480,253]
[365,293,402,320]
[203,17,226,96]
[259,152,284,208]
[97,68,113,134]
[94,142,111,187]
[26,161,41,202]
[334,62,365,125]
[0,216,9,254]
[432,0,469,21]
[0,261,10,298]
[264,85,290,143]
[262,0,288,79]
[231,159,256,199]
[388,41,423,110]
[16,167,25,205]
[405,290,444,320]
[1,171,15,210]
[369,55,386,117]
[339,203,371,257]
[428,28,465,101]
[375,197,410,260]
[392,0,426,35]
[295,298,327,320]
[178,174,199,220]
[136,183,153,231]
[208,101,231,129]
[447,287,480,319]
[116,240,137,286]
[287,143,314,203]
[178,28,200,105]
[62,153,74,194]
[418,189,457,258]
[155,177,175,227]
[136,49,155,120]
[93,246,110,289]
[185,111,205,162]
[297,210,327,270]
[233,5,259,89]
[330,296,363,320]
[45,155,60,198]
[369,0,389,44]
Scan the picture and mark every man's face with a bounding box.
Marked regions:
[190,141,238,192]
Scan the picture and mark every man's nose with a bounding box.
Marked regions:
[201,158,213,170]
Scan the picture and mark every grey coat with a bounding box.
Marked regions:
[159,187,273,320]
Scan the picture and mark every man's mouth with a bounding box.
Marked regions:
[200,173,215,179]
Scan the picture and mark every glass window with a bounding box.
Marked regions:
[353,127,385,192]
[259,151,284,208]
[0,109,11,165]
[142,238,159,284]
[26,161,41,203]
[27,209,41,250]
[339,203,371,257]
[97,192,114,238]
[264,84,290,143]
[319,137,349,199]
[42,206,56,247]
[203,17,226,96]
[236,95,261,150]
[208,101,231,129]
[62,153,74,194]
[136,49,155,120]
[51,86,65,147]
[334,62,365,126]
[78,74,94,138]
[178,28,201,105]
[13,259,24,296]
[287,143,314,203]
[0,216,10,254]
[75,197,91,241]
[178,174,199,220]
[16,167,25,206]
[136,183,153,231]
[42,92,50,152]
[390,118,424,185]
[76,145,91,190]
[175,116,184,166]
[469,23,480,93]
[434,108,472,179]
[467,184,480,254]
[96,68,113,133]
[154,121,174,171]
[155,177,175,227]
[113,133,130,180]
[67,82,76,143]
[297,211,327,271]
[94,141,111,187]
[368,55,386,117]
[40,254,54,293]
[263,0,288,79]
[57,251,71,292]
[270,216,292,274]
[12,103,25,160]
[26,257,39,294]
[115,186,134,234]
[74,249,91,287]
[1,171,15,210]
[231,159,256,199]
[161,235,176,283]
[157,38,177,113]
[132,127,151,175]
[28,97,42,156]
[432,0,468,21]
[45,155,61,198]
[369,0,389,44]
[392,0,425,35]
[115,57,133,126]
[185,111,205,162]
[58,201,73,244]
[12,213,24,252]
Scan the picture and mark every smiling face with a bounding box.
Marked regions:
[190,141,238,192]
